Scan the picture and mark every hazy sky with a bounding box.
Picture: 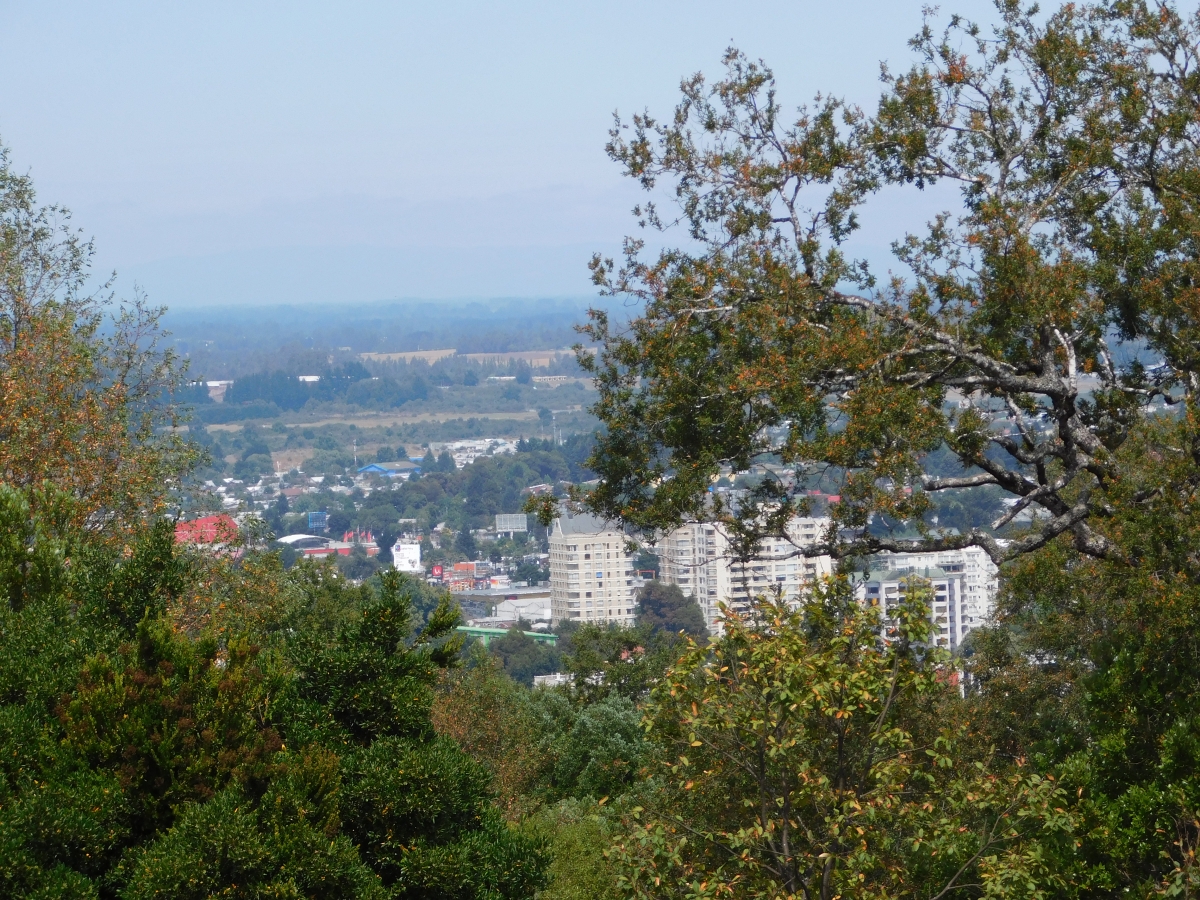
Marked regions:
[0,1,995,307]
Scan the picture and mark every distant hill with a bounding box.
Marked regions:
[163,296,630,379]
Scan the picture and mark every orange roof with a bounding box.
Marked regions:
[175,514,239,545]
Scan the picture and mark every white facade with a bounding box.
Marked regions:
[549,513,637,626]
[860,567,970,651]
[858,547,999,651]
[391,540,422,573]
[429,439,518,469]
[866,547,998,629]
[656,517,835,633]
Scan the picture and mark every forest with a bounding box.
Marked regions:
[8,2,1200,899]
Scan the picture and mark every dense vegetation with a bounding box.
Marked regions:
[0,490,550,899]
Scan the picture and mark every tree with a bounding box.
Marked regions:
[612,585,1076,900]
[515,560,546,585]
[456,528,478,560]
[558,622,674,704]
[336,545,380,581]
[0,144,195,530]
[488,626,560,686]
[0,486,550,899]
[958,410,1200,897]
[432,652,548,819]
[636,581,707,638]
[566,2,1200,567]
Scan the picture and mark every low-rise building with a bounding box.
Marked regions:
[549,512,637,626]
[175,514,239,547]
[277,533,380,559]
[428,439,518,469]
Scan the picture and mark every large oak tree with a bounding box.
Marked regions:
[573,1,1200,566]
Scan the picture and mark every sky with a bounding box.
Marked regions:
[0,1,996,308]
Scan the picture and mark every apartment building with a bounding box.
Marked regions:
[858,546,999,651]
[655,517,834,633]
[549,512,637,626]
[866,546,998,627]
[860,566,969,650]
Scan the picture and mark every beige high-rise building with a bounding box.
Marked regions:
[549,512,637,626]
[656,517,834,633]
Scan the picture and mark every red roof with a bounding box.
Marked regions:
[175,514,240,545]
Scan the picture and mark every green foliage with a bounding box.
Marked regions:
[524,801,620,900]
[0,484,69,612]
[635,581,707,638]
[336,544,382,581]
[432,653,549,819]
[283,571,463,746]
[488,627,560,686]
[579,2,1200,566]
[60,620,283,841]
[558,622,676,704]
[613,584,1076,900]
[339,735,546,898]
[276,557,376,639]
[0,496,544,899]
[963,411,1200,896]
[119,781,381,900]
[533,691,645,802]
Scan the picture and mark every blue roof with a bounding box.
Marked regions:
[357,463,394,474]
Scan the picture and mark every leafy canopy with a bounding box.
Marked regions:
[571,2,1200,566]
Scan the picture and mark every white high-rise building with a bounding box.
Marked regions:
[857,546,999,651]
[860,566,969,650]
[656,518,835,633]
[866,547,997,626]
[549,512,637,626]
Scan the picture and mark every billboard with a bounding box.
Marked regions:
[392,541,422,574]
[495,513,528,533]
[431,564,444,580]
[307,511,328,533]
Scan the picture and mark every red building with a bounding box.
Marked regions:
[174,514,239,546]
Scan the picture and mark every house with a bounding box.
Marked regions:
[357,463,395,476]
[175,514,239,546]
